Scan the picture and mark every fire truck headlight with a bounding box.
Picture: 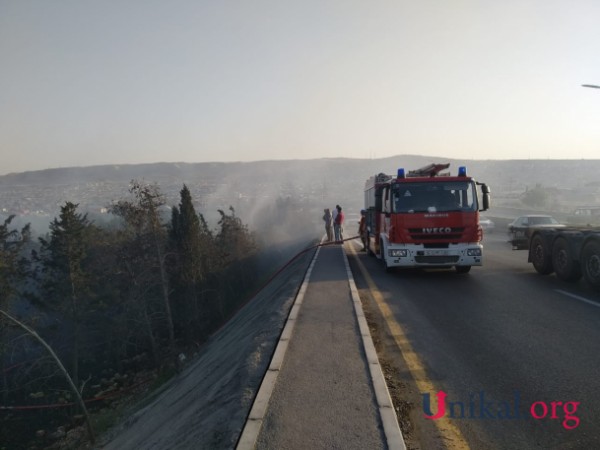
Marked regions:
[389,249,408,257]
[467,248,482,257]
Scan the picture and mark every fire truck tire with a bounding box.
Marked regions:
[551,237,582,282]
[455,266,471,274]
[367,239,375,257]
[530,234,553,275]
[581,240,600,288]
[380,242,392,272]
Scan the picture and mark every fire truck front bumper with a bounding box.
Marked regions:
[385,244,483,268]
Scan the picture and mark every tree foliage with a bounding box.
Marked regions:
[35,202,96,387]
[0,215,31,311]
[170,185,213,339]
[0,216,31,406]
[109,180,175,360]
[2,180,267,448]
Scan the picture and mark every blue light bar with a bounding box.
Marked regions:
[397,168,405,178]
[458,166,467,177]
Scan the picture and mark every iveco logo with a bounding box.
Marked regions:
[422,227,452,233]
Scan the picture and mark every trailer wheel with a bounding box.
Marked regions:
[581,240,600,288]
[455,266,471,274]
[530,234,553,275]
[552,237,582,282]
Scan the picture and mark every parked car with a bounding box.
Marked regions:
[480,218,495,233]
[508,215,565,249]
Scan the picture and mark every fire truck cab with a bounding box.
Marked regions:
[364,163,491,273]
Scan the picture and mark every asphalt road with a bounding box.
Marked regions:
[348,231,600,450]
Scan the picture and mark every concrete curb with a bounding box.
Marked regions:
[236,244,321,450]
[343,242,407,450]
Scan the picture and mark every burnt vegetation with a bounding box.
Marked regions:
[0,179,314,449]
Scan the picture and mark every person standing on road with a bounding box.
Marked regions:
[359,209,367,251]
[334,205,345,242]
[332,205,339,240]
[323,208,333,242]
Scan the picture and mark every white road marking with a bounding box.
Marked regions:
[555,289,600,308]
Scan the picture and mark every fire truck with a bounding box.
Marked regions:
[364,163,491,273]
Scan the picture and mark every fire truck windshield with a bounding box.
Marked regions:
[392,181,477,213]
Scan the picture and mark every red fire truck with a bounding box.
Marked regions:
[364,163,491,273]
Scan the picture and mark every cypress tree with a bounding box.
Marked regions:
[170,185,203,339]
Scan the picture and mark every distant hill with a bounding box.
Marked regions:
[2,156,599,189]
[2,156,600,227]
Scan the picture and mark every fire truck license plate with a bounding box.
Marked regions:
[424,250,450,256]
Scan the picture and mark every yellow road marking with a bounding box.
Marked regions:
[347,242,470,450]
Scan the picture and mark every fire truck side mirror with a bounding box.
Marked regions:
[481,193,490,211]
[477,183,491,211]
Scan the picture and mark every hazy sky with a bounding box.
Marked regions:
[1,1,599,175]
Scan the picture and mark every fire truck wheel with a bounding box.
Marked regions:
[530,234,553,275]
[552,237,582,282]
[455,266,471,274]
[581,240,600,288]
[380,243,393,272]
[383,260,393,273]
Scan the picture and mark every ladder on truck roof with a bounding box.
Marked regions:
[408,163,450,177]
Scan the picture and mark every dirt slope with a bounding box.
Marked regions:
[97,248,315,450]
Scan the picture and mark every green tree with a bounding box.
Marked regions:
[213,207,258,320]
[110,180,175,353]
[216,206,257,266]
[107,219,162,366]
[0,215,30,311]
[82,226,130,370]
[36,202,95,388]
[0,216,31,402]
[169,185,211,339]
